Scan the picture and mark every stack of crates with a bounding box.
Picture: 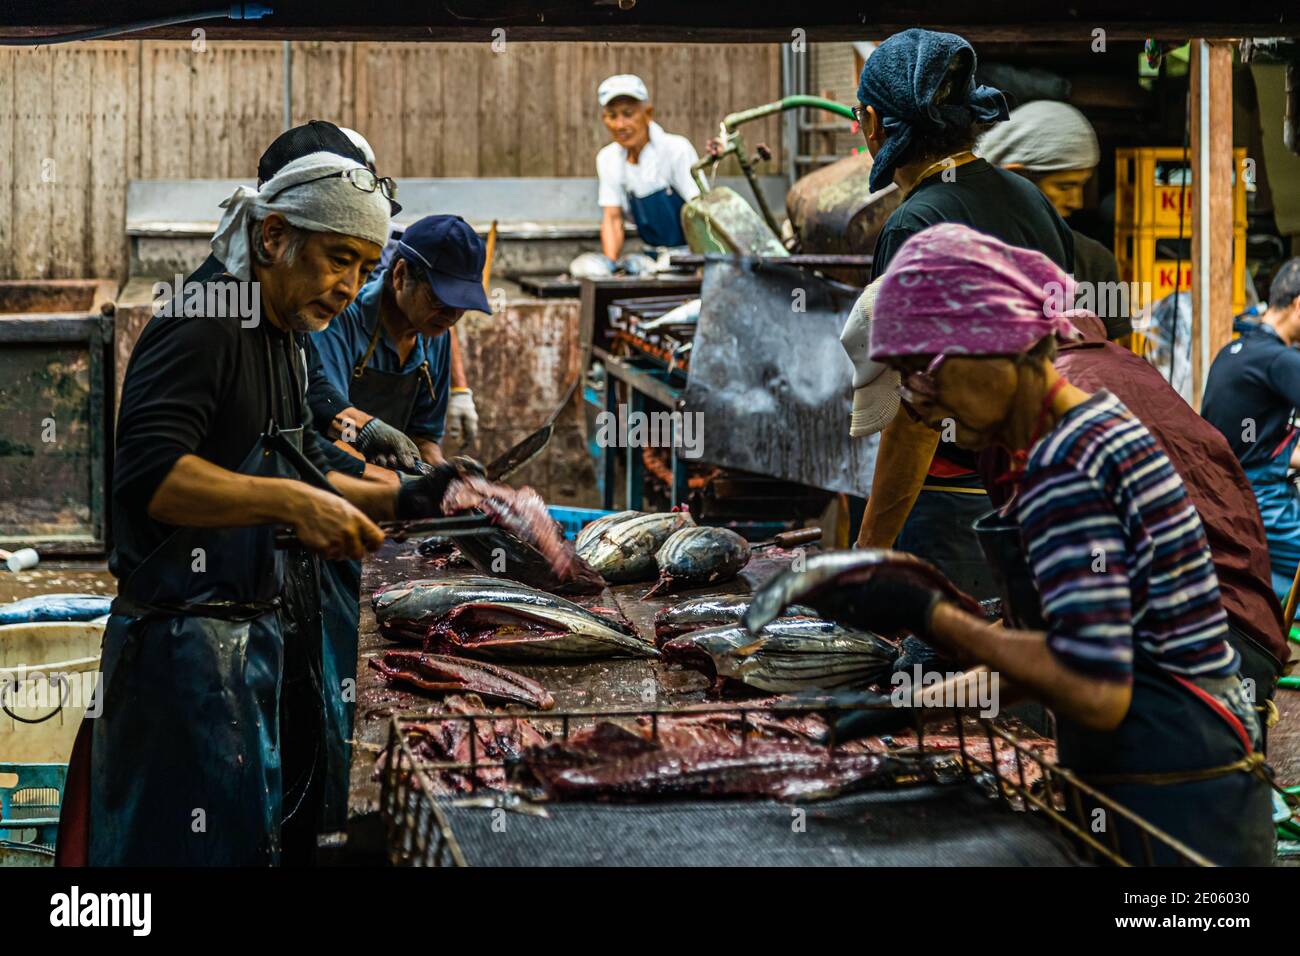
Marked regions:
[1113,147,1248,319]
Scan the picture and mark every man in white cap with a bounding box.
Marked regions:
[84,152,482,866]
[596,73,701,262]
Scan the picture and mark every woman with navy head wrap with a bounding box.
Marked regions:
[851,30,1078,621]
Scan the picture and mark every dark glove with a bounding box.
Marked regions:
[814,573,946,639]
[394,457,485,520]
[814,689,919,744]
[353,417,421,471]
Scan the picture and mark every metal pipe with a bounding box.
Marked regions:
[283,41,293,132]
[1197,40,1212,405]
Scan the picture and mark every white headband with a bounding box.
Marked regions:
[210,151,392,280]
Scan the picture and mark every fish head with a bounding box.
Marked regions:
[743,549,954,633]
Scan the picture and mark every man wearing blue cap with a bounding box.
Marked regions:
[311,213,490,466]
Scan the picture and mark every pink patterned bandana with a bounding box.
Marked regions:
[869,223,1086,361]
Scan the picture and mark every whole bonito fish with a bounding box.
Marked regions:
[577,510,695,583]
[646,526,751,596]
[662,619,896,693]
[372,576,633,643]
[428,601,660,661]
[574,510,643,552]
[369,650,555,710]
[653,595,819,644]
[743,549,983,636]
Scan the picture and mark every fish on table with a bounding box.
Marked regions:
[427,601,661,661]
[743,549,984,636]
[372,576,635,643]
[576,509,695,583]
[662,618,897,693]
[369,649,555,710]
[574,510,643,552]
[646,526,751,597]
[653,595,819,644]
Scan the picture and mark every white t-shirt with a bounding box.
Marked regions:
[596,121,701,214]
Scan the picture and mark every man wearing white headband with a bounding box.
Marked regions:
[86,152,482,866]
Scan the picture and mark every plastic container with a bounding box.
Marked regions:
[1114,147,1247,231]
[547,506,616,541]
[0,621,103,764]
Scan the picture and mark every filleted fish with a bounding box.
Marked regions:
[371,576,633,643]
[646,526,751,596]
[440,476,606,594]
[427,600,660,661]
[576,509,695,583]
[662,619,897,693]
[369,650,555,709]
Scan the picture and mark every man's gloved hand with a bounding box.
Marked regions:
[394,457,485,520]
[445,388,480,447]
[811,689,919,744]
[353,417,421,472]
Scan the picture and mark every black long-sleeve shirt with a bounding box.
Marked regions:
[110,278,354,581]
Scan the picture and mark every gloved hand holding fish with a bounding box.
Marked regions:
[438,474,606,594]
[744,550,983,642]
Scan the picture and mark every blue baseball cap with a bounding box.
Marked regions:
[395,215,491,314]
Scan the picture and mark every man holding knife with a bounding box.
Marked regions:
[85,153,477,865]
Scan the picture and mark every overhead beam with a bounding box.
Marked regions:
[0,2,1298,43]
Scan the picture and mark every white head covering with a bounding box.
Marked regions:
[210,152,392,280]
[839,278,900,438]
[339,127,376,167]
[598,74,649,106]
[975,100,1099,174]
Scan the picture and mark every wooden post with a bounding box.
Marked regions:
[1189,39,1235,409]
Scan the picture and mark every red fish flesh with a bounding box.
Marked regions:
[369,650,555,710]
[401,694,552,793]
[517,722,904,802]
[441,476,606,594]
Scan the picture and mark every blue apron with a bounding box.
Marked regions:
[1243,427,1300,604]
[89,332,335,865]
[628,186,687,249]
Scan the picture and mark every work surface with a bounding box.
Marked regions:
[347,541,1086,866]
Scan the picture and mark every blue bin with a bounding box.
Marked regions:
[547,506,616,540]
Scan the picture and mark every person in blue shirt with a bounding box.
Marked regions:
[311,214,491,469]
[1203,258,1300,603]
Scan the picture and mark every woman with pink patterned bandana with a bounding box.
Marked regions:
[837,222,1275,866]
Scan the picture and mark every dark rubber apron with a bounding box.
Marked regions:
[896,473,997,602]
[628,185,687,249]
[348,317,437,433]
[86,329,332,866]
[974,509,1277,866]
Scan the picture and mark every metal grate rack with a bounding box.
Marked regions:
[378,700,1212,868]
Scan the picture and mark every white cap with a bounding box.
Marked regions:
[340,127,376,168]
[599,74,649,107]
[839,279,901,438]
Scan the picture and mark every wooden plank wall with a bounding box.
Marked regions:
[0,40,783,280]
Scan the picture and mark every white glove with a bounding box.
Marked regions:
[446,388,480,447]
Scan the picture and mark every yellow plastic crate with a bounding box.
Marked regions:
[1114,226,1245,314]
[1114,147,1247,232]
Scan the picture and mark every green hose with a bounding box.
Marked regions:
[1280,676,1300,690]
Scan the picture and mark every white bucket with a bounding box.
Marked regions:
[0,621,103,763]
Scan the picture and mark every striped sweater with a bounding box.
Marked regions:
[1015,391,1237,683]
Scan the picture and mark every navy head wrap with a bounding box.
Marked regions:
[857,28,1009,193]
